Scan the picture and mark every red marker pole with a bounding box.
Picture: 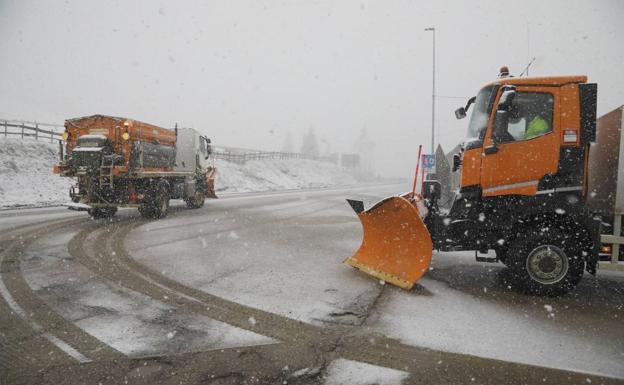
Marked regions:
[411,145,423,198]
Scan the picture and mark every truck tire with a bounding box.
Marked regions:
[88,207,117,219]
[185,187,205,209]
[506,226,584,296]
[139,183,170,219]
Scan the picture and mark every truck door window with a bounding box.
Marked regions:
[466,85,497,142]
[499,92,554,143]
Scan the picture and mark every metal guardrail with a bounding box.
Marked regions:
[1,120,63,142]
[213,150,332,164]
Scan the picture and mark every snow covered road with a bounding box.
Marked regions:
[1,184,623,384]
[128,183,624,379]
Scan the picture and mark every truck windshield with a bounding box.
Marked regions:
[466,85,497,141]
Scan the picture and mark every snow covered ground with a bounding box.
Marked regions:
[0,137,72,208]
[21,225,277,357]
[323,358,409,385]
[0,137,359,208]
[214,158,357,193]
[127,185,624,379]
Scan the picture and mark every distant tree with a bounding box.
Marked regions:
[300,127,319,157]
[354,128,374,172]
[281,130,294,153]
[319,137,331,156]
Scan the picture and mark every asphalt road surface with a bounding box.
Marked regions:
[0,183,623,385]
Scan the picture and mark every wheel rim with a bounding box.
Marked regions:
[526,245,569,284]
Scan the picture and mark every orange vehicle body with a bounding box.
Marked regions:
[54,114,216,219]
[345,74,604,295]
[58,115,176,176]
[461,76,587,197]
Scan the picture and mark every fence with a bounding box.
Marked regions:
[213,150,328,164]
[0,119,340,165]
[1,120,64,142]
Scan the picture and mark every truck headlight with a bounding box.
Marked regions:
[62,131,69,140]
[122,132,130,140]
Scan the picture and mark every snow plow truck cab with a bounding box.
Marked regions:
[346,75,615,296]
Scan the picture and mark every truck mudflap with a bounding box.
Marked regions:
[344,195,433,290]
[205,167,218,198]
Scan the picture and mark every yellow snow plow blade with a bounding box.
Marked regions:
[345,196,432,290]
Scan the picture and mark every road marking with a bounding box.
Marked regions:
[0,270,91,363]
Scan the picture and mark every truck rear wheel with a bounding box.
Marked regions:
[507,226,584,296]
[185,188,205,209]
[88,207,117,219]
[139,185,170,219]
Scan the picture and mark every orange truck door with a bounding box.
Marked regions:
[481,87,560,197]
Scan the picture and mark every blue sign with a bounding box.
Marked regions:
[422,154,436,172]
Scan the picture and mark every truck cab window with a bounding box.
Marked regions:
[499,92,554,143]
[466,85,497,142]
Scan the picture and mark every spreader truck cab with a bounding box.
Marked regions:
[346,75,623,296]
[54,115,216,219]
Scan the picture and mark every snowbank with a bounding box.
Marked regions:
[0,138,72,208]
[0,138,358,208]
[214,158,357,193]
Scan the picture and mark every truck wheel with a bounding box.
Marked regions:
[507,227,584,296]
[139,185,170,219]
[185,188,205,209]
[88,207,117,219]
[154,190,170,218]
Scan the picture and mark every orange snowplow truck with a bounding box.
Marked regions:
[346,75,614,296]
[54,115,216,219]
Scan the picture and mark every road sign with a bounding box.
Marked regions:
[422,154,436,172]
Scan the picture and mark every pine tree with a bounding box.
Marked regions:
[300,127,319,157]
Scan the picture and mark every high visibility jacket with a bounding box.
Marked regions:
[525,116,549,139]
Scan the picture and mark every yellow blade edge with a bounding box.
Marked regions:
[344,257,415,290]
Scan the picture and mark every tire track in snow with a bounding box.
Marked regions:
[72,212,624,385]
[0,218,123,375]
[2,200,622,384]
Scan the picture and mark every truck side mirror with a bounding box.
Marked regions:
[455,96,476,120]
[452,153,462,172]
[205,137,212,158]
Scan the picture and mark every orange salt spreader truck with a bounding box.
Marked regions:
[54,115,216,219]
[346,74,624,296]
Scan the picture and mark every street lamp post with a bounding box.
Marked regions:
[424,27,435,154]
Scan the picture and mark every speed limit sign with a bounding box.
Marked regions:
[422,154,436,172]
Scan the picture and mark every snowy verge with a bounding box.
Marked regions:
[214,158,357,193]
[0,137,72,208]
[0,137,360,208]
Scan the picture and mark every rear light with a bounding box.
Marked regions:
[600,245,612,254]
[563,129,578,143]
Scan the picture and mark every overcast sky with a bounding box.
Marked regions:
[1,0,623,176]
